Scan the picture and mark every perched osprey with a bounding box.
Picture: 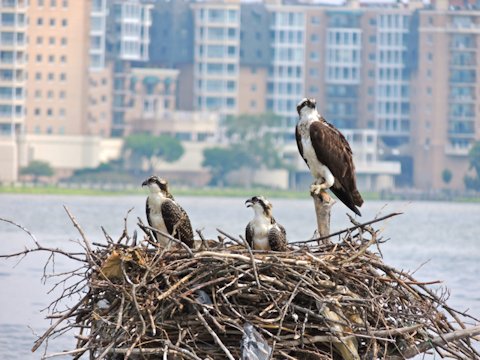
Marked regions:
[295,98,363,216]
[142,176,194,248]
[245,196,287,251]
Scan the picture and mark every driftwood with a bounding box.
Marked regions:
[1,209,479,360]
[311,190,335,241]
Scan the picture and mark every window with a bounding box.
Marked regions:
[61,37,67,46]
[62,19,68,27]
[36,54,42,62]
[47,108,53,116]
[59,91,66,99]
[35,72,42,80]
[35,90,41,98]
[49,37,55,45]
[311,16,320,25]
[37,18,43,25]
[60,55,66,63]
[38,0,44,5]
[48,55,55,63]
[59,108,65,117]
[34,108,41,116]
[60,73,66,81]
[62,0,67,7]
[50,18,56,26]
[47,90,53,99]
[50,0,57,6]
[47,73,54,81]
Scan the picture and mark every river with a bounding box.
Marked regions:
[0,194,479,359]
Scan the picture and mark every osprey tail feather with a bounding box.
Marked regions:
[330,186,363,216]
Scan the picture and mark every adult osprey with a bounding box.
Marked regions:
[295,98,363,216]
[245,196,287,251]
[142,176,194,248]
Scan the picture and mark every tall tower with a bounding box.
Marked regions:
[191,0,241,116]
[411,8,480,189]
[0,0,28,182]
[266,4,306,127]
[106,0,153,136]
[25,0,91,135]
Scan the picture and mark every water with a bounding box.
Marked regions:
[0,194,479,359]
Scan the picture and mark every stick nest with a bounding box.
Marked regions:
[3,211,479,359]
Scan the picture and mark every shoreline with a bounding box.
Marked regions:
[1,184,479,202]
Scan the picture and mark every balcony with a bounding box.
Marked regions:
[445,144,471,156]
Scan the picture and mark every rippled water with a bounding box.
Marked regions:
[0,194,479,359]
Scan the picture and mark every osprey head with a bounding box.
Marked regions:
[245,196,273,217]
[296,98,317,115]
[142,175,169,194]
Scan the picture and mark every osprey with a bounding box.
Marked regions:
[245,196,287,251]
[142,176,194,248]
[295,98,363,216]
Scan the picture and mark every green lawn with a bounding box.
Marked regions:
[0,184,383,200]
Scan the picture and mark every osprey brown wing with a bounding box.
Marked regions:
[145,198,158,242]
[295,125,307,166]
[309,120,363,215]
[245,222,254,248]
[160,199,194,248]
[268,223,287,251]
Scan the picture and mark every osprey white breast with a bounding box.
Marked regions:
[147,193,170,247]
[298,109,335,188]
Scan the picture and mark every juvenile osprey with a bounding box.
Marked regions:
[296,98,363,216]
[142,176,194,248]
[245,196,287,251]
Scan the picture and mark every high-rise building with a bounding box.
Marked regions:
[410,6,480,189]
[0,0,27,182]
[90,0,108,71]
[106,0,153,136]
[191,0,241,116]
[25,0,91,136]
[266,4,306,127]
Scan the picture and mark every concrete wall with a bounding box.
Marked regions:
[18,134,122,170]
[0,138,18,183]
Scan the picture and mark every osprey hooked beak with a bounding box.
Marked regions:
[296,98,317,115]
[245,198,255,208]
[142,175,168,191]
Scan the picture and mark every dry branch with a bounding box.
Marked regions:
[1,213,479,360]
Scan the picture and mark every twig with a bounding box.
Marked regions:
[291,212,402,244]
[195,308,235,360]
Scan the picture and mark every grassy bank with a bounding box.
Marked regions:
[0,184,382,200]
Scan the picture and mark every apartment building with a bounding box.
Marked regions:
[410,3,480,189]
[25,0,91,136]
[106,0,153,136]
[0,0,27,182]
[191,0,242,116]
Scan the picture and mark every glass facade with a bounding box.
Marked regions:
[193,4,240,115]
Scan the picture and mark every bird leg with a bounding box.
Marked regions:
[310,180,329,197]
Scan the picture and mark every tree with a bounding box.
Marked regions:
[464,141,480,191]
[123,134,184,174]
[202,147,254,186]
[20,160,54,183]
[442,169,452,186]
[223,113,285,170]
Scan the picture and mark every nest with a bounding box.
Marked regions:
[2,209,479,359]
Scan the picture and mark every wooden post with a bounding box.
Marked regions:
[311,190,335,242]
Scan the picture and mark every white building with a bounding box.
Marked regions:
[0,0,27,182]
[90,0,108,70]
[191,1,241,116]
[266,4,306,127]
